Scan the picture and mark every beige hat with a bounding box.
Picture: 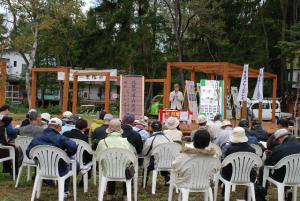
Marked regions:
[274,128,290,140]
[134,119,148,127]
[230,127,248,143]
[197,115,207,124]
[221,120,232,128]
[103,113,113,121]
[41,113,51,122]
[62,111,73,118]
[106,119,123,134]
[49,117,63,127]
[165,117,180,129]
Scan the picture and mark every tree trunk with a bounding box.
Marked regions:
[260,10,270,71]
[26,25,39,109]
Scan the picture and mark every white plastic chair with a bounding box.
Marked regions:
[250,144,263,157]
[0,144,15,180]
[97,148,138,201]
[143,142,182,194]
[168,156,221,201]
[71,138,95,192]
[29,145,77,201]
[218,152,262,201]
[263,153,300,201]
[15,136,35,187]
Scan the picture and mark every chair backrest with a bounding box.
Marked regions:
[177,156,220,190]
[274,153,300,185]
[29,145,71,178]
[250,144,263,157]
[71,138,93,168]
[210,143,222,158]
[151,142,182,169]
[97,148,137,179]
[15,136,33,163]
[222,152,262,183]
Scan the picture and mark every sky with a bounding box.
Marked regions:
[83,0,95,12]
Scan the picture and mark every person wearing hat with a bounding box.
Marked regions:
[92,113,114,149]
[60,115,80,135]
[122,113,143,155]
[172,129,216,187]
[26,117,77,198]
[169,83,184,110]
[0,105,19,141]
[133,118,150,141]
[164,117,183,142]
[238,119,258,144]
[190,114,208,141]
[213,120,232,148]
[19,111,43,138]
[41,113,51,129]
[143,121,173,185]
[89,110,106,136]
[265,128,300,182]
[20,109,37,127]
[95,118,135,201]
[221,127,255,181]
[249,120,268,142]
[207,114,223,141]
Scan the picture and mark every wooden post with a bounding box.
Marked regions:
[0,61,7,106]
[223,71,229,119]
[242,101,247,119]
[258,102,263,121]
[104,73,111,112]
[63,68,70,112]
[210,74,216,80]
[191,70,196,82]
[72,72,79,114]
[31,71,37,109]
[163,80,168,108]
[166,63,172,108]
[272,76,278,123]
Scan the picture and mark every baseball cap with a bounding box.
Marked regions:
[49,117,63,127]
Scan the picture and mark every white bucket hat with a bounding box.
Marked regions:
[274,128,290,140]
[230,127,248,143]
[197,115,207,124]
[49,117,63,127]
[221,120,232,128]
[62,111,73,118]
[106,119,123,134]
[165,117,180,129]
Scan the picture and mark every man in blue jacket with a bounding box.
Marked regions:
[0,105,19,141]
[27,117,77,198]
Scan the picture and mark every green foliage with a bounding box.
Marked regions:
[39,104,61,115]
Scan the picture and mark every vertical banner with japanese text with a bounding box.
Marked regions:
[120,75,145,120]
[252,68,264,102]
[185,80,198,120]
[237,64,249,102]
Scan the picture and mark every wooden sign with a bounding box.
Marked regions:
[120,75,145,120]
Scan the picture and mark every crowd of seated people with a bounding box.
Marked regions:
[0,103,300,201]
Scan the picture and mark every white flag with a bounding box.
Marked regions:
[252,68,264,102]
[237,64,249,102]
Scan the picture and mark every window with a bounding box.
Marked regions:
[13,61,17,67]
[252,103,259,109]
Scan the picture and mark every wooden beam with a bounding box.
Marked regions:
[223,67,229,119]
[104,73,111,112]
[166,63,172,108]
[72,73,79,114]
[191,70,196,82]
[163,80,168,108]
[145,79,165,83]
[272,76,278,123]
[63,68,70,112]
[31,71,37,109]
[0,60,7,106]
[242,101,247,119]
[32,67,67,73]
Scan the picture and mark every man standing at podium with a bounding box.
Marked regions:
[169,83,184,110]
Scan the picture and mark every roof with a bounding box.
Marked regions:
[168,62,277,79]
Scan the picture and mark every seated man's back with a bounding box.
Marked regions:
[20,111,44,138]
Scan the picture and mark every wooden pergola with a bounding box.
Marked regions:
[72,71,111,114]
[0,59,7,106]
[166,62,278,122]
[31,68,70,112]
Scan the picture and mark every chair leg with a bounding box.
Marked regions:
[151,170,158,194]
[12,157,16,181]
[250,183,256,201]
[83,173,88,193]
[181,189,189,201]
[292,186,297,201]
[247,185,252,201]
[143,166,147,189]
[31,175,39,201]
[214,181,218,201]
[58,179,65,201]
[204,191,208,201]
[98,177,106,201]
[73,173,77,201]
[27,166,31,182]
[15,164,24,188]
[134,175,138,201]
[126,180,132,201]
[93,159,97,186]
[208,188,214,201]
[36,178,42,199]
[277,185,285,201]
[224,183,231,201]
[168,183,174,201]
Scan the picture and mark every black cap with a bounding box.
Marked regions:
[151,121,162,132]
[239,119,249,128]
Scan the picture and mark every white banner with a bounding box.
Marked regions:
[185,80,198,119]
[57,69,118,82]
[237,64,249,102]
[252,68,264,102]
